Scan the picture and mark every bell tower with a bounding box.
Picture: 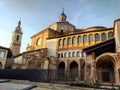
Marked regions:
[59,8,67,22]
[10,20,23,56]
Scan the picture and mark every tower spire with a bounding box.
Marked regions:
[62,8,64,14]
[15,18,22,32]
[18,18,21,28]
[59,8,67,22]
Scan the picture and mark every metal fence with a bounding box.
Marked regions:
[0,69,116,84]
[0,69,70,83]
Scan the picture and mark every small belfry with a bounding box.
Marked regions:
[59,8,67,22]
[10,20,23,56]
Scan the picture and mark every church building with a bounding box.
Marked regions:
[13,10,120,85]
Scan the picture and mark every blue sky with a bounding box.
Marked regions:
[0,0,120,52]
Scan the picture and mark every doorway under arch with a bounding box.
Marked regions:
[58,62,65,80]
[96,55,115,84]
[69,61,78,80]
[58,61,65,70]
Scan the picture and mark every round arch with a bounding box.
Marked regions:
[69,61,78,80]
[96,53,115,83]
[58,61,65,70]
[96,53,116,65]
[58,61,65,80]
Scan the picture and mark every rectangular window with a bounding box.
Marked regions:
[0,51,5,57]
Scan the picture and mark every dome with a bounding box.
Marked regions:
[84,26,107,32]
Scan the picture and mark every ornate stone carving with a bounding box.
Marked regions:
[49,56,57,65]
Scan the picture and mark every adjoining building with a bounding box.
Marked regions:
[12,10,120,85]
[0,46,12,69]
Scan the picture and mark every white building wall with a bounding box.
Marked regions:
[46,39,57,57]
[115,20,120,52]
[14,55,23,64]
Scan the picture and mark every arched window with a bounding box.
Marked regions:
[72,36,76,44]
[68,37,71,44]
[78,36,82,43]
[36,38,41,46]
[64,52,67,58]
[108,32,113,39]
[61,53,63,58]
[63,38,66,45]
[16,35,19,41]
[58,53,60,58]
[83,35,87,43]
[68,52,71,57]
[95,34,100,41]
[82,52,86,57]
[58,39,62,46]
[72,52,75,57]
[76,51,80,57]
[89,34,93,42]
[102,33,106,41]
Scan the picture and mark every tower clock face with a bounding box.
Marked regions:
[37,38,41,46]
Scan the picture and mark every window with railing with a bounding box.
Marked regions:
[72,37,76,44]
[102,33,106,41]
[68,38,71,44]
[89,34,94,42]
[108,32,113,39]
[63,38,66,45]
[78,36,82,43]
[83,35,87,43]
[58,39,62,46]
[95,33,100,41]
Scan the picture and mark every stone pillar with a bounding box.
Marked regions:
[78,59,81,80]
[114,19,120,52]
[90,52,97,84]
[84,57,87,82]
[43,58,49,69]
[115,67,120,85]
[65,59,69,80]
[91,60,97,84]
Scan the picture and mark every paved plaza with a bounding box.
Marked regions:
[0,79,109,90]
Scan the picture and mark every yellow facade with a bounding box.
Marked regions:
[26,16,113,56]
[26,28,59,51]
[57,28,113,50]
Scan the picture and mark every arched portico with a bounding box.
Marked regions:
[69,61,78,80]
[96,54,116,84]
